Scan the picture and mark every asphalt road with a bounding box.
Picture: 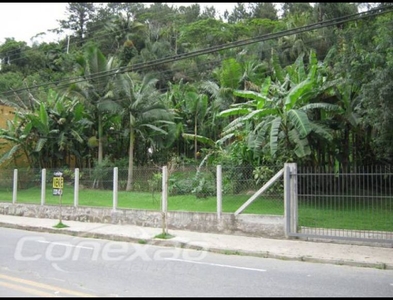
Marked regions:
[1,227,393,297]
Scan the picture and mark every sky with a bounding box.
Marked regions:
[0,2,238,46]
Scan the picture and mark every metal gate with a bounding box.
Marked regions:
[285,164,393,245]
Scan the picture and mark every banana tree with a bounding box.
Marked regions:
[218,49,340,163]
[0,89,87,169]
[0,113,34,168]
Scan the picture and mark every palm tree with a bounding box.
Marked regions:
[68,45,120,167]
[105,14,146,51]
[115,72,175,191]
[182,91,209,160]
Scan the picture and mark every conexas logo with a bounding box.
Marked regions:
[13,230,209,273]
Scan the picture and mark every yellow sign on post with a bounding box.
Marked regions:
[52,171,66,227]
[53,176,64,189]
[53,171,64,196]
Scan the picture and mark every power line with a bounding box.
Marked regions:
[0,2,227,66]
[1,5,392,98]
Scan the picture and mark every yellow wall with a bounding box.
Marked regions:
[0,104,80,169]
[0,105,28,168]
[0,104,15,127]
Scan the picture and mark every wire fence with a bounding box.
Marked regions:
[1,164,392,239]
[0,165,284,215]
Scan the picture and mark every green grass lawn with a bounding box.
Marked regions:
[0,185,392,232]
[0,185,283,214]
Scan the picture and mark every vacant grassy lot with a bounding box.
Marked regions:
[0,185,283,214]
[0,185,392,232]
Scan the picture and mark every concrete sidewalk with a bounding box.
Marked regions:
[0,214,392,270]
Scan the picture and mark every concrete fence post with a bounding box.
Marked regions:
[217,165,222,220]
[161,165,168,234]
[74,168,79,207]
[290,163,298,234]
[113,167,118,211]
[284,164,290,237]
[284,163,298,237]
[41,168,46,205]
[12,169,17,204]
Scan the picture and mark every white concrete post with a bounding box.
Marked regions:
[41,168,46,205]
[216,165,222,219]
[113,167,118,211]
[284,164,290,237]
[284,163,298,236]
[12,169,17,204]
[161,165,168,234]
[290,163,298,234]
[74,168,79,207]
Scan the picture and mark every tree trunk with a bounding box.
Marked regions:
[126,127,135,192]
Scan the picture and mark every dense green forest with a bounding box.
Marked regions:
[0,2,393,191]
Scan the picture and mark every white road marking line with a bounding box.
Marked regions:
[37,240,94,250]
[164,258,267,272]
